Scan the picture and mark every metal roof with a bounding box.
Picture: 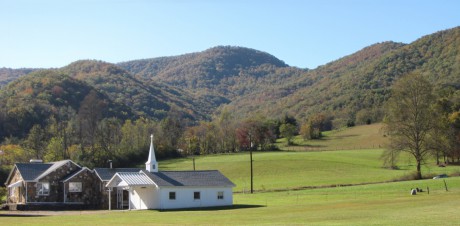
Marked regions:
[143,170,235,187]
[106,171,156,187]
[94,168,141,181]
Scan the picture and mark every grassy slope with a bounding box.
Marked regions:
[279,123,389,151]
[161,123,458,192]
[2,123,460,225]
[2,178,459,225]
[161,150,459,192]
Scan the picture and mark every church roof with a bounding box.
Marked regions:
[106,170,235,188]
[94,168,141,181]
[106,171,156,187]
[143,170,235,187]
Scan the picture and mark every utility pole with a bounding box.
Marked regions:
[193,157,196,171]
[250,145,253,193]
[249,133,254,194]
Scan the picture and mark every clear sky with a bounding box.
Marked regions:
[1,0,459,69]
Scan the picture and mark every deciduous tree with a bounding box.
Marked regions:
[384,72,435,179]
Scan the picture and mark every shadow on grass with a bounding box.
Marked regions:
[157,204,265,212]
[330,134,359,139]
[0,213,46,217]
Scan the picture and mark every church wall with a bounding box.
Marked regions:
[159,187,233,209]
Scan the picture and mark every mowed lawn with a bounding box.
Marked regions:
[160,149,460,192]
[278,123,389,151]
[1,177,459,225]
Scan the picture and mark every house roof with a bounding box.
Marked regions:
[5,160,81,184]
[35,160,80,181]
[13,163,53,181]
[94,168,141,181]
[142,170,235,187]
[62,167,92,182]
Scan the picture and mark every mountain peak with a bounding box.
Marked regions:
[201,45,288,68]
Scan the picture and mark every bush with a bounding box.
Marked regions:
[0,187,6,203]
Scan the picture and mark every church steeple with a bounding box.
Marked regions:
[146,134,158,172]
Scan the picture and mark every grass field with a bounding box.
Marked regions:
[1,178,459,225]
[161,149,460,192]
[278,123,389,151]
[2,124,459,225]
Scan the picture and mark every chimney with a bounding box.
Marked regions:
[108,160,113,169]
[30,159,43,163]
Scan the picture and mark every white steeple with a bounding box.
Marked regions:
[146,134,158,172]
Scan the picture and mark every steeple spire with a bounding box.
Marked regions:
[146,134,158,172]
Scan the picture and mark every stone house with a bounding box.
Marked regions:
[5,160,99,210]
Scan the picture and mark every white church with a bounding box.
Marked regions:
[105,135,235,210]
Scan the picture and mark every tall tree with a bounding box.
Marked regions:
[77,90,107,165]
[279,123,297,145]
[24,124,49,159]
[383,72,436,179]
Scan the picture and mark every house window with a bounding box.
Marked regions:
[217,191,224,200]
[69,182,82,192]
[37,182,50,196]
[194,191,200,200]
[169,192,176,200]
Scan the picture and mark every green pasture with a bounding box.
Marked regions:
[278,123,389,151]
[2,124,459,225]
[1,177,459,225]
[161,149,460,192]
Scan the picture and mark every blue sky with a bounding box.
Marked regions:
[1,0,459,69]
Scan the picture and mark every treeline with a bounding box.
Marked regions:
[0,108,296,168]
[382,74,460,180]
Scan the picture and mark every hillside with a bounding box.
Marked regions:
[1,27,459,130]
[225,27,460,124]
[0,69,133,138]
[0,68,38,88]
[60,60,210,120]
[118,46,306,108]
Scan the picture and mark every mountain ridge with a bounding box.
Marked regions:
[1,26,459,130]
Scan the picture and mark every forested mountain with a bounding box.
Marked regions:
[1,27,459,138]
[118,46,305,109]
[0,26,459,170]
[258,26,460,125]
[60,60,209,120]
[117,27,459,125]
[0,69,133,138]
[0,68,38,88]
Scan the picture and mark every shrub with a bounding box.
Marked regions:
[0,187,6,203]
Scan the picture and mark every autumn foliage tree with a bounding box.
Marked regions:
[383,72,436,179]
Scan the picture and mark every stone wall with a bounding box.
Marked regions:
[26,162,80,203]
[7,168,25,203]
[64,169,101,207]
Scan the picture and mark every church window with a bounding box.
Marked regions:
[169,192,176,200]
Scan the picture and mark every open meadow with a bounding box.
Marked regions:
[2,124,460,225]
[1,178,459,225]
